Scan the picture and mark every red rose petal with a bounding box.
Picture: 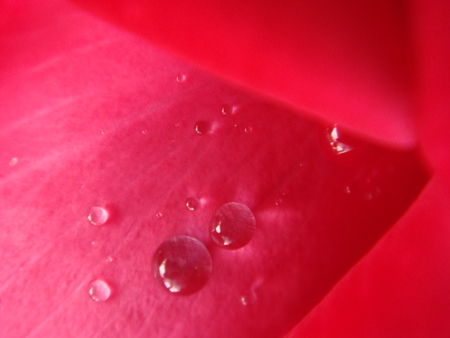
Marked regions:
[71,0,418,147]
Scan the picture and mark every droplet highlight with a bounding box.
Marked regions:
[327,124,353,154]
[221,104,238,115]
[153,236,212,295]
[9,158,18,167]
[195,121,212,135]
[240,289,258,306]
[210,202,256,250]
[88,279,112,302]
[87,206,109,226]
[156,212,163,219]
[185,197,199,211]
[176,74,187,83]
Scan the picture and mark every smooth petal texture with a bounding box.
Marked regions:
[0,1,429,337]
[72,0,418,148]
[287,0,450,337]
[65,1,450,335]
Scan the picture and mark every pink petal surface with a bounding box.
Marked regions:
[72,0,418,148]
[0,0,444,337]
[66,0,450,335]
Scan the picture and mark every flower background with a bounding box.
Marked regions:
[1,0,449,336]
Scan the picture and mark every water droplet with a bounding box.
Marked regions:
[106,256,114,263]
[327,125,353,154]
[221,104,238,115]
[156,212,163,219]
[101,129,106,135]
[152,236,212,295]
[9,158,18,167]
[240,289,258,306]
[87,206,109,226]
[176,74,187,83]
[195,121,212,135]
[244,126,253,133]
[142,130,148,135]
[88,279,112,302]
[210,202,256,250]
[185,197,199,211]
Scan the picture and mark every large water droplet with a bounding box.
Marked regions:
[185,197,199,211]
[195,121,212,135]
[327,124,353,154]
[88,279,112,302]
[87,206,109,226]
[153,236,212,295]
[210,202,256,250]
[221,104,238,115]
[176,74,187,83]
[9,158,18,167]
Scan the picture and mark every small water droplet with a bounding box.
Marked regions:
[9,158,18,167]
[101,129,106,135]
[106,256,114,263]
[244,126,253,133]
[185,197,199,211]
[91,241,97,246]
[327,124,353,154]
[152,236,212,295]
[176,74,187,83]
[142,130,148,135]
[221,104,238,115]
[195,121,212,135]
[88,279,112,302]
[88,206,109,226]
[156,212,163,219]
[175,123,180,127]
[240,289,258,306]
[210,202,256,250]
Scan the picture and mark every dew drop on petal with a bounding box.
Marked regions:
[327,124,353,154]
[221,104,238,115]
[106,256,114,263]
[240,288,258,306]
[152,236,212,295]
[156,212,163,219]
[176,74,187,83]
[244,126,253,133]
[185,197,199,211]
[87,206,109,226]
[88,279,112,302]
[194,121,212,135]
[210,202,256,250]
[9,158,18,167]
